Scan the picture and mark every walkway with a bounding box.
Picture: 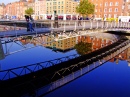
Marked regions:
[1,20,130,38]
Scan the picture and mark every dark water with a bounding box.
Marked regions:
[0,32,118,70]
[0,32,130,97]
[44,60,130,97]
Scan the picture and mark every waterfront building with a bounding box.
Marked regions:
[34,0,46,20]
[46,0,79,20]
[122,0,130,16]
[4,1,28,19]
[0,3,5,19]
[45,34,77,51]
[90,0,130,19]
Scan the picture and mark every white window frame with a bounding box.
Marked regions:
[110,2,113,6]
[109,8,112,12]
[105,2,108,6]
[115,2,118,6]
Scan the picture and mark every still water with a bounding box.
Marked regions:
[44,60,130,97]
[0,31,130,97]
[0,32,118,70]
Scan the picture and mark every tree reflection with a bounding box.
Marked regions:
[74,42,92,55]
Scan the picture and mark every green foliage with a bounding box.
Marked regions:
[25,7,34,16]
[76,0,95,17]
[74,42,92,55]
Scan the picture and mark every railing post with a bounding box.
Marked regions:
[90,20,92,29]
[63,21,66,32]
[128,22,129,29]
[51,22,53,33]
[74,21,76,31]
[110,21,113,29]
[96,21,98,29]
[69,21,70,26]
[14,23,17,37]
[106,21,108,29]
[102,21,104,29]
[118,21,120,28]
[35,22,38,36]
[114,21,116,28]
[83,21,85,30]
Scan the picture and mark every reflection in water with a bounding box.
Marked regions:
[19,32,119,53]
[23,41,130,97]
[0,39,5,60]
[1,31,130,97]
[0,32,120,70]
[74,42,92,55]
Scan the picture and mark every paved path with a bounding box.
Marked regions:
[0,25,96,38]
[0,24,130,38]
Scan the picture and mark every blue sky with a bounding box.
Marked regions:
[0,0,19,4]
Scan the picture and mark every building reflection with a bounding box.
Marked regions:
[19,32,130,64]
[19,32,118,54]
[109,47,130,66]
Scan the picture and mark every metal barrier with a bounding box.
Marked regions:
[23,39,130,97]
[0,54,79,80]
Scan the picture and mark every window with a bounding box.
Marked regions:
[109,8,112,12]
[100,9,102,12]
[104,8,107,12]
[115,8,118,12]
[58,10,60,14]
[110,2,113,6]
[105,2,108,6]
[115,2,118,6]
[108,14,111,18]
[99,15,101,18]
[114,14,117,18]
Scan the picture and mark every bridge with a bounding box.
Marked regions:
[0,20,130,38]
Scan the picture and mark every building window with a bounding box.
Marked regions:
[105,2,108,6]
[109,8,112,12]
[108,14,111,18]
[104,14,107,17]
[61,10,63,13]
[99,15,101,18]
[100,9,102,12]
[114,14,117,18]
[115,2,118,6]
[115,8,118,12]
[104,8,107,12]
[110,2,113,6]
[58,10,60,14]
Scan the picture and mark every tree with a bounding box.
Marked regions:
[76,0,95,17]
[25,7,34,16]
[74,42,92,55]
